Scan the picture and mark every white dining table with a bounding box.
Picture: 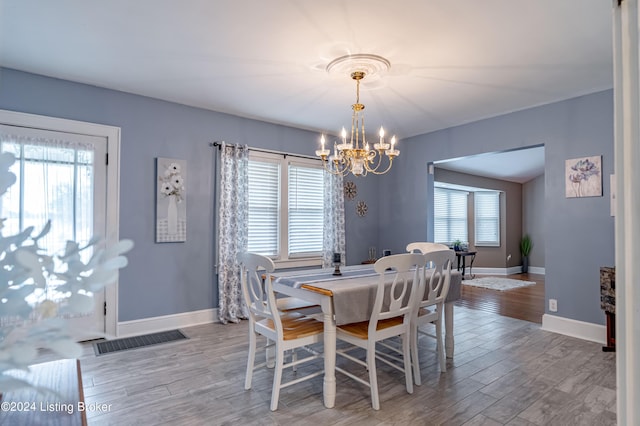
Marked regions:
[272,264,462,409]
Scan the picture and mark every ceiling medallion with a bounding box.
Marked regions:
[325,54,391,79]
[315,54,399,177]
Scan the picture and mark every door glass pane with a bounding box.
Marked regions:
[0,135,95,305]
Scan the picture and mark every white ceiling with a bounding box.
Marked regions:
[0,0,612,179]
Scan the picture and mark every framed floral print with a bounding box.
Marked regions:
[156,157,187,242]
[565,155,602,198]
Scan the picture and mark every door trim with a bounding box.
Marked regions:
[0,109,122,337]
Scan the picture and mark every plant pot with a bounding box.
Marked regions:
[522,256,529,273]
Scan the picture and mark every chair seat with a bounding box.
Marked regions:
[259,313,324,340]
[337,316,404,339]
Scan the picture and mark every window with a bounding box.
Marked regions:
[434,187,468,244]
[247,152,324,265]
[474,191,500,246]
[288,164,324,256]
[247,159,280,255]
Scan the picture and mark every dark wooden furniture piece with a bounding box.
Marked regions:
[600,266,615,352]
[0,359,88,425]
[455,250,477,280]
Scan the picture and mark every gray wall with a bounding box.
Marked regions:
[0,68,378,321]
[523,174,545,268]
[379,90,614,325]
[1,68,614,326]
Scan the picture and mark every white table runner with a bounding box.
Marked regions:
[274,265,461,325]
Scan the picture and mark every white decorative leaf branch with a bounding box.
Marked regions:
[0,152,133,394]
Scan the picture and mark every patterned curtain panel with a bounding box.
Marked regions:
[217,142,249,324]
[322,171,345,267]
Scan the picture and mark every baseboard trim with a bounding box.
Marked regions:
[472,267,510,275]
[117,308,218,338]
[528,266,546,275]
[471,266,546,276]
[541,313,605,345]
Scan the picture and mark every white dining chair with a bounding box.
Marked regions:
[238,252,324,411]
[411,249,455,384]
[334,253,426,410]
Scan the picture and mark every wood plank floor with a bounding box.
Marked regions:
[64,303,615,426]
[456,273,546,324]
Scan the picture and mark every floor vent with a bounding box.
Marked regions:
[93,329,188,355]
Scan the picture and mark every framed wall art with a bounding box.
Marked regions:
[156,157,187,242]
[565,155,602,198]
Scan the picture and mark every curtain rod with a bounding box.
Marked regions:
[210,141,318,161]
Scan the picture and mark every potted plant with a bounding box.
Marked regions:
[452,239,463,251]
[520,234,533,273]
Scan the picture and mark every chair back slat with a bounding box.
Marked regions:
[419,249,455,308]
[370,253,426,329]
[238,252,282,336]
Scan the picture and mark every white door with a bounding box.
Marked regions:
[0,124,108,340]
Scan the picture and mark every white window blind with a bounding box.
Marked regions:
[434,187,468,244]
[288,164,324,256]
[474,191,500,246]
[247,159,280,256]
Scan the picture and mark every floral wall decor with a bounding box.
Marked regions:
[156,157,187,242]
[344,181,357,200]
[565,155,602,198]
[356,200,368,217]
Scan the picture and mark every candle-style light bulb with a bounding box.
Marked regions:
[391,136,396,147]
[321,134,325,150]
[379,126,385,143]
[341,127,347,143]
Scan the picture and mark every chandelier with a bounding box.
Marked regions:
[315,55,399,177]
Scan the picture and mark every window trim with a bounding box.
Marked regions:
[248,151,324,268]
